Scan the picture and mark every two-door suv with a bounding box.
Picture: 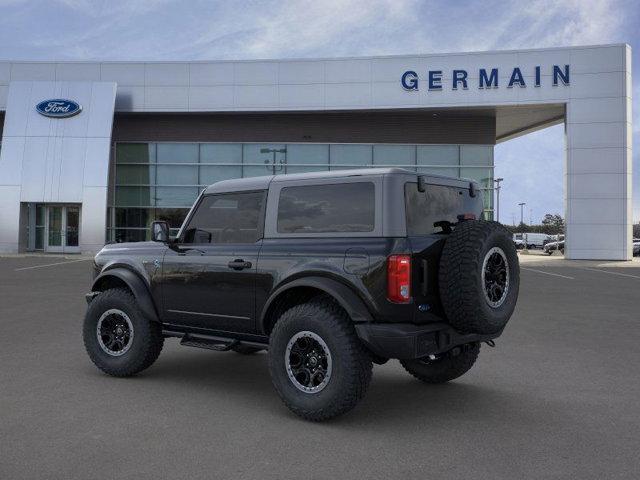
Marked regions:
[83,168,519,421]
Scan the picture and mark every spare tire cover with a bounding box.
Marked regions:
[438,220,519,334]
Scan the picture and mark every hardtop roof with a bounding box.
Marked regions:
[203,167,473,194]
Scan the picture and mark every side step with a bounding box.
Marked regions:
[180,334,239,352]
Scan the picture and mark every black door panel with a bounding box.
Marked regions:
[160,190,266,334]
[162,243,261,332]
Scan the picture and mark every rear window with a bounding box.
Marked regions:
[405,182,482,235]
[277,182,375,234]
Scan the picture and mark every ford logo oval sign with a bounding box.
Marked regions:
[36,99,82,118]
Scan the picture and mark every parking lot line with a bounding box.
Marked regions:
[14,258,91,271]
[580,267,640,279]
[521,267,575,280]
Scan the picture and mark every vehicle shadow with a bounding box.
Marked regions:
[109,347,541,429]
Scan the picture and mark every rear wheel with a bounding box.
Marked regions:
[83,288,164,377]
[400,343,480,384]
[268,299,372,421]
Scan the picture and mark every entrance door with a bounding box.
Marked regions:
[46,206,64,253]
[65,206,80,253]
[44,205,81,253]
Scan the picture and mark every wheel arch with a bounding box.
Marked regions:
[92,268,160,323]
[259,276,373,336]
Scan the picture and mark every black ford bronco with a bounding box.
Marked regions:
[83,168,519,421]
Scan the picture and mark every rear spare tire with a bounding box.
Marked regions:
[439,220,519,334]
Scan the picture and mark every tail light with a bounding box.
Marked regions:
[387,255,411,303]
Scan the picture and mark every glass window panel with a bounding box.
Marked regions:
[155,187,199,207]
[35,226,44,250]
[405,183,483,235]
[155,208,190,229]
[114,228,149,243]
[285,144,329,174]
[116,165,155,185]
[460,145,493,166]
[116,143,155,164]
[277,182,375,233]
[156,165,198,185]
[184,192,264,244]
[157,143,198,164]
[200,165,243,185]
[35,205,45,226]
[417,145,459,166]
[373,145,415,167]
[329,144,372,170]
[115,186,154,207]
[200,144,242,164]
[242,144,286,177]
[115,208,151,228]
[460,167,492,188]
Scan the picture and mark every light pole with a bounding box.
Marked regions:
[518,202,526,225]
[494,177,503,223]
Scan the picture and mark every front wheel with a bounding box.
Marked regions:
[83,288,164,377]
[400,343,480,384]
[268,299,372,421]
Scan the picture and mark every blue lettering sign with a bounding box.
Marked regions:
[428,70,442,90]
[508,68,526,88]
[401,71,419,90]
[553,64,570,86]
[452,70,468,90]
[479,68,498,88]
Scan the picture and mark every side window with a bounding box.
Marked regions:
[183,191,264,244]
[277,182,375,234]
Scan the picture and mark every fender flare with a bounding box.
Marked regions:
[259,276,373,334]
[92,268,160,323]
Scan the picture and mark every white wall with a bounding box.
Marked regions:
[0,44,633,258]
[0,81,116,253]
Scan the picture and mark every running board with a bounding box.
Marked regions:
[164,329,269,352]
[180,334,238,351]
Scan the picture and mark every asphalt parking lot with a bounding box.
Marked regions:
[1,254,640,479]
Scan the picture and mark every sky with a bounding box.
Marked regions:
[0,0,638,225]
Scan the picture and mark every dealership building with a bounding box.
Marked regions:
[0,44,633,259]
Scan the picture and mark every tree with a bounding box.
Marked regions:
[541,214,564,234]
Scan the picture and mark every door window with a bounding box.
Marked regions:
[183,192,265,244]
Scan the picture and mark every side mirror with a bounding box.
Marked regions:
[151,221,170,243]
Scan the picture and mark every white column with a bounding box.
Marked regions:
[564,45,632,260]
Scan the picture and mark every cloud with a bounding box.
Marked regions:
[0,0,637,221]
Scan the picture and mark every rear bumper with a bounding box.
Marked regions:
[354,322,501,360]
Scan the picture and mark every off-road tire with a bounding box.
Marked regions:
[83,288,164,377]
[400,343,480,384]
[439,220,519,334]
[231,345,264,355]
[268,299,373,421]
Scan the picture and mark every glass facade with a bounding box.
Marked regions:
[109,142,494,242]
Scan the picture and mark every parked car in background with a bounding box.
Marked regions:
[633,238,640,256]
[544,240,565,255]
[513,232,552,249]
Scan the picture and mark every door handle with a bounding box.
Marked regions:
[228,259,252,270]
